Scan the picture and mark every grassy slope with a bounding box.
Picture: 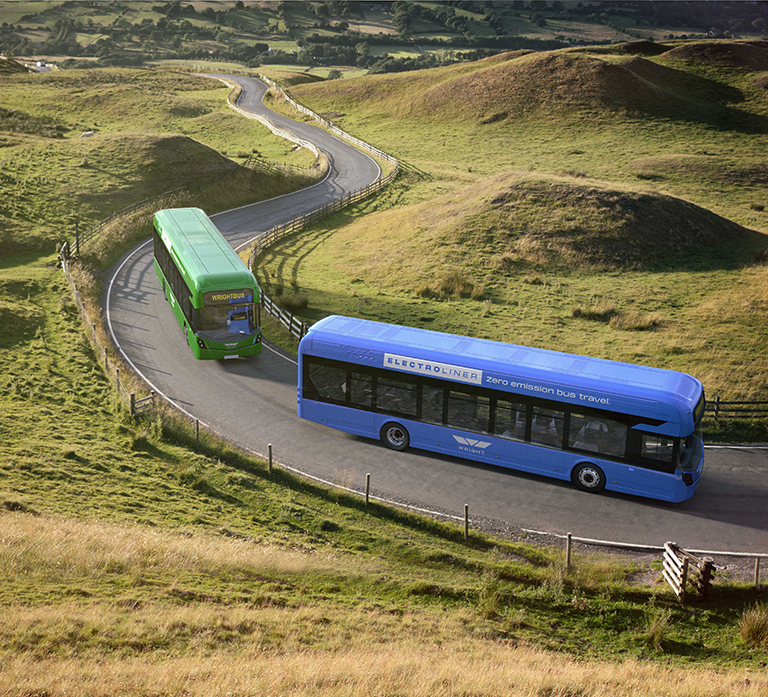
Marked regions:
[1,59,767,695]
[0,68,317,256]
[260,41,768,418]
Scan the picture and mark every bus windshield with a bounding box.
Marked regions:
[196,303,256,340]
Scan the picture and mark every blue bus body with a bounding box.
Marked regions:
[297,316,705,503]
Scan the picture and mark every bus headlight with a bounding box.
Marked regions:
[682,473,694,486]
[254,332,262,345]
[197,338,206,350]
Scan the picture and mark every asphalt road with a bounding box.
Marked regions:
[105,75,768,555]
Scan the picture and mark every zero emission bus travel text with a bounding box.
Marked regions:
[153,208,262,360]
[297,316,705,502]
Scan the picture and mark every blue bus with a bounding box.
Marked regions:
[297,316,705,502]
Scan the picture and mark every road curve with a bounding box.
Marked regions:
[105,75,768,554]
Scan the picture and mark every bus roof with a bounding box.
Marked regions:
[153,208,256,299]
[302,315,704,431]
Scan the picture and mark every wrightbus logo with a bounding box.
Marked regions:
[452,435,491,453]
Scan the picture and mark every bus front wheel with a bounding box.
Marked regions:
[572,463,606,493]
[381,423,409,451]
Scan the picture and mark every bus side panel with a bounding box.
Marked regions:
[409,422,573,482]
[155,261,202,359]
[298,398,699,503]
[299,399,376,437]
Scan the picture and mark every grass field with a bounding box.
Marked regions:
[255,41,768,432]
[1,53,768,694]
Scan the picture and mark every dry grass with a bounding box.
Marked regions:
[2,643,767,697]
[0,512,331,582]
[740,603,768,650]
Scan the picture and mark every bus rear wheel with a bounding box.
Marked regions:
[381,423,409,451]
[572,463,606,493]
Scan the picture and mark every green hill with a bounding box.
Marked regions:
[300,173,757,284]
[266,41,768,405]
[662,40,768,71]
[1,44,767,695]
[293,44,761,130]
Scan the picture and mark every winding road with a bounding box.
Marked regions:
[106,75,768,554]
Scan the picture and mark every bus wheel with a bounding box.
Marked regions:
[572,463,606,493]
[381,423,409,451]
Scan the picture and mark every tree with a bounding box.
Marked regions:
[327,69,343,79]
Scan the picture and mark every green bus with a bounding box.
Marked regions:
[152,207,262,359]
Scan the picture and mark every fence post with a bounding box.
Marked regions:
[715,396,720,419]
[130,392,135,417]
[680,557,689,604]
[566,532,572,571]
[464,504,469,541]
[75,219,80,258]
[268,443,273,477]
[756,557,762,589]
[115,368,120,392]
[104,348,109,371]
[697,558,714,600]
[195,419,199,443]
[365,473,370,506]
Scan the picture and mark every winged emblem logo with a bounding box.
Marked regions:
[452,435,492,449]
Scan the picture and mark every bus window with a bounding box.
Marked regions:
[493,400,527,441]
[530,407,564,448]
[350,372,373,408]
[641,434,675,464]
[447,390,489,434]
[421,384,444,425]
[569,413,627,458]
[308,363,346,403]
[197,304,255,335]
[376,376,417,416]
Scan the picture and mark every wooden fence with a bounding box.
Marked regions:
[662,542,714,603]
[705,398,768,418]
[60,252,156,415]
[262,294,309,340]
[244,75,400,339]
[60,158,303,261]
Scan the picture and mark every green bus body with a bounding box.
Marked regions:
[152,208,262,359]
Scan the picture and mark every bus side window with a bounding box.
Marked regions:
[530,407,564,448]
[376,376,417,416]
[493,400,527,441]
[307,363,347,403]
[641,434,675,464]
[569,413,628,458]
[447,390,489,434]
[421,384,444,425]
[350,372,373,408]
